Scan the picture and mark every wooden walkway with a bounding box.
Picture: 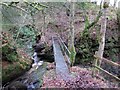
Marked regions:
[52,36,70,80]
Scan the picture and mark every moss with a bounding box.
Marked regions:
[2,45,32,84]
[70,46,76,66]
[2,61,31,84]
[2,45,18,62]
[2,64,22,82]
[2,31,32,85]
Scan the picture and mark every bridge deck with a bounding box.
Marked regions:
[52,37,70,80]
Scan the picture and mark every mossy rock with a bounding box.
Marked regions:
[2,45,32,85]
[2,45,18,62]
[2,61,31,85]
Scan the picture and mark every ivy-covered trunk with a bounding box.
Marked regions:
[68,2,76,66]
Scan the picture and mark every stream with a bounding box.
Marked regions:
[2,52,48,90]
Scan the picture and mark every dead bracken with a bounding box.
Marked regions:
[42,65,118,88]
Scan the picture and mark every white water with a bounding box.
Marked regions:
[32,52,43,69]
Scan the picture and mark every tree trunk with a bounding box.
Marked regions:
[69,2,76,66]
[95,8,107,70]
[114,0,118,7]
[71,2,75,47]
[67,2,71,50]
[98,8,107,66]
[42,9,46,35]
[41,9,46,43]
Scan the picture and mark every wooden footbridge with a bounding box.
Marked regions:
[52,35,120,81]
[52,36,71,80]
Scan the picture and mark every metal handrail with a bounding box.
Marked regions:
[52,35,71,65]
[58,36,71,55]
[57,36,71,65]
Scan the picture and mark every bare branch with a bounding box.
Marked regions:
[1,3,29,14]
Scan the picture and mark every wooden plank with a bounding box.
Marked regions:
[94,55,120,67]
[52,37,70,80]
[94,65,120,81]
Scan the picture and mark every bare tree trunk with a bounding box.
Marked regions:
[93,1,109,75]
[67,2,71,50]
[95,8,107,74]
[71,2,75,47]
[98,8,107,66]
[41,9,46,43]
[68,2,75,49]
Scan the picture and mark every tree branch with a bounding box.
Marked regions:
[0,3,29,14]
[86,10,102,30]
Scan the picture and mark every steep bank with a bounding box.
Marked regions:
[2,31,32,85]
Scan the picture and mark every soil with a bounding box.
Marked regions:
[2,61,11,69]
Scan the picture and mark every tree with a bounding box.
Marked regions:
[95,1,108,73]
[81,2,102,32]
[113,0,118,7]
[68,2,76,66]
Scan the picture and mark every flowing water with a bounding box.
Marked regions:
[2,52,47,90]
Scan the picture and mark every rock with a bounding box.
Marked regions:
[32,43,45,53]
[3,81,27,90]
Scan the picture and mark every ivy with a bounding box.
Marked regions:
[76,31,99,64]
[69,45,76,66]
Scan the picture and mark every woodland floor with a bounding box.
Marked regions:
[41,62,118,88]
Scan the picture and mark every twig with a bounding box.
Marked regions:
[1,3,29,14]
